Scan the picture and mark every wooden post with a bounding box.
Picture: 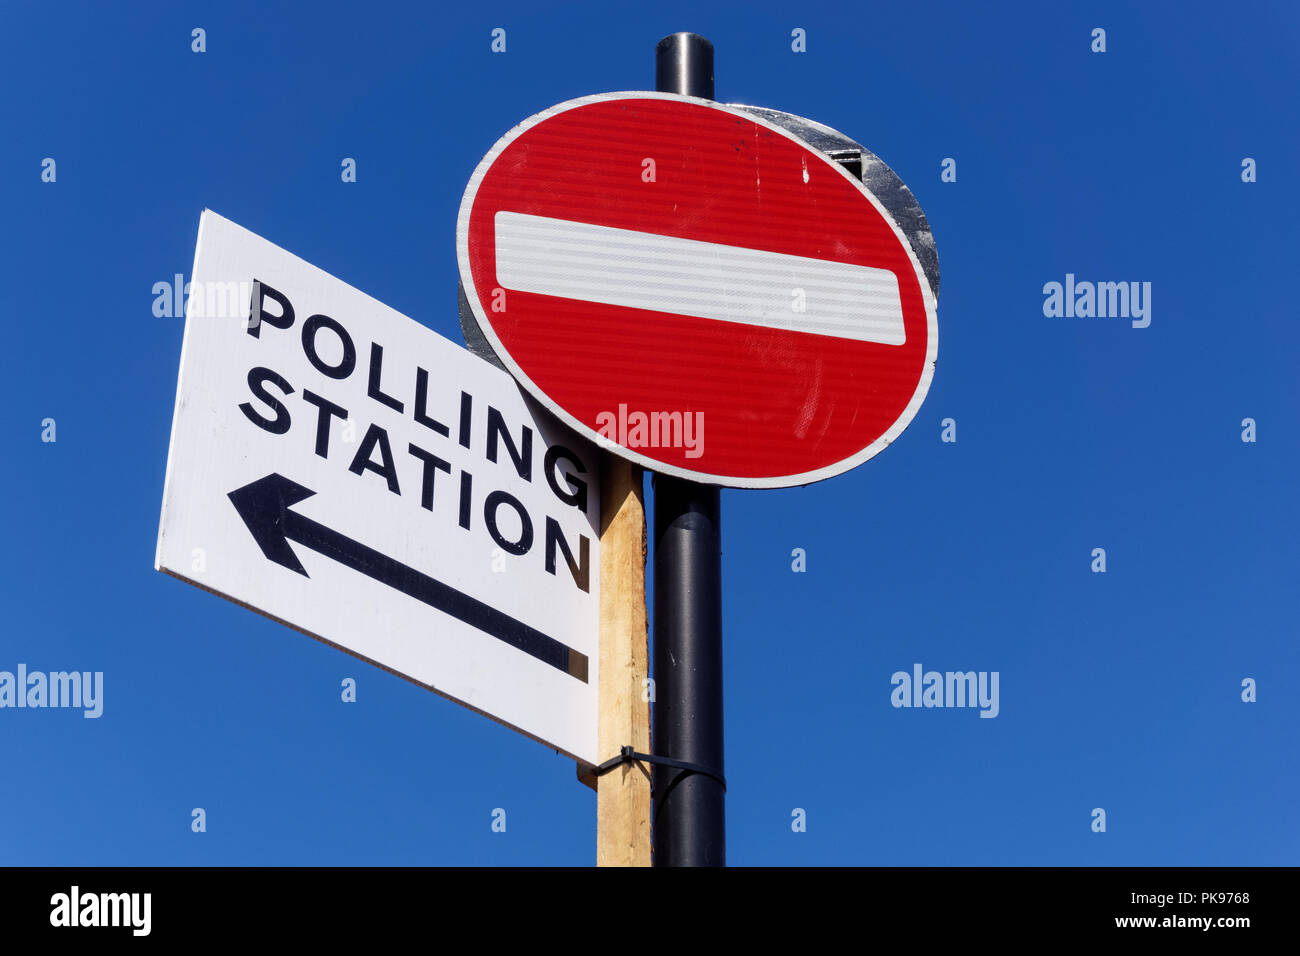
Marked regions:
[587,455,651,866]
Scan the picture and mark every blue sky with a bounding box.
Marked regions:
[1,0,1296,865]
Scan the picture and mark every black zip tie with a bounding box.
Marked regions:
[592,745,726,791]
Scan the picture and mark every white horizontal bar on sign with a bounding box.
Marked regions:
[493,211,906,346]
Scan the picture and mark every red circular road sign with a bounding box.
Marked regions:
[456,92,939,488]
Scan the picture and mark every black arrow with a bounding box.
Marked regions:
[228,473,588,683]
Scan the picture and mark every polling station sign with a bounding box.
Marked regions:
[155,211,602,763]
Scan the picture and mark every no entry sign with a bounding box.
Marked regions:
[456,91,939,488]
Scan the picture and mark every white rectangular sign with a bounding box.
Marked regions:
[156,211,601,763]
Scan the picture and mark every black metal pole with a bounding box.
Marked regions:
[652,32,724,868]
[655,32,714,100]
